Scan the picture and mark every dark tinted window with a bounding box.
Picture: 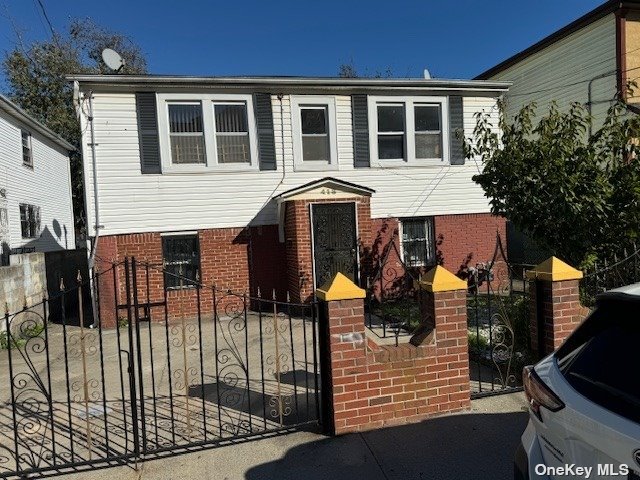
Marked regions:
[557,301,640,423]
[162,235,200,289]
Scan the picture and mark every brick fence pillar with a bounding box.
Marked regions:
[415,266,471,409]
[316,272,367,435]
[317,267,471,435]
[527,256,584,357]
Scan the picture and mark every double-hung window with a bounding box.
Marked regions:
[301,107,329,161]
[369,96,448,165]
[213,102,250,164]
[414,104,442,159]
[162,234,200,289]
[159,94,258,172]
[22,130,33,168]
[400,217,436,267]
[168,103,206,164]
[377,104,406,160]
[291,96,338,170]
[19,204,40,239]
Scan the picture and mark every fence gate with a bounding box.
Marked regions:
[0,258,322,478]
[467,235,533,398]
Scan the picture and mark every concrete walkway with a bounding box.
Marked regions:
[49,392,528,480]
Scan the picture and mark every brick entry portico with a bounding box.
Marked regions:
[276,178,374,303]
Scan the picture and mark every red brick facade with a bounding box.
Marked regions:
[323,286,470,434]
[435,213,506,274]
[95,208,503,328]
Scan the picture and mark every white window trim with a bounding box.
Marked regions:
[291,95,338,172]
[157,93,259,173]
[22,130,33,168]
[368,96,449,167]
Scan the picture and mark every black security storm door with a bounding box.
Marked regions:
[311,202,358,289]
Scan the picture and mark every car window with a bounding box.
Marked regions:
[557,301,640,424]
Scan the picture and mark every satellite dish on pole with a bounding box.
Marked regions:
[101,48,125,72]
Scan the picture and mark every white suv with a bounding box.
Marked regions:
[515,284,640,480]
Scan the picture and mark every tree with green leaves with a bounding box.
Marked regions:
[2,18,147,236]
[465,98,640,268]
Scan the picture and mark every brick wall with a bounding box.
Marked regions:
[93,210,502,327]
[323,287,470,434]
[95,225,285,327]
[435,213,506,274]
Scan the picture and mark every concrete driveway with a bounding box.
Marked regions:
[54,392,528,480]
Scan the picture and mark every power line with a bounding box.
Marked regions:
[34,0,55,39]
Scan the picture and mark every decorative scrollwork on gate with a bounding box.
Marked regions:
[216,293,251,437]
[468,233,529,396]
[4,307,52,470]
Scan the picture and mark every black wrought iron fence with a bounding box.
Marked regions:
[466,235,535,398]
[364,240,422,345]
[0,257,322,478]
[580,245,640,307]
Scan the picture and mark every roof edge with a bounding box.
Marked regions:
[475,0,634,80]
[66,74,511,92]
[0,95,75,152]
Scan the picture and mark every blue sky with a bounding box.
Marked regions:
[0,0,604,82]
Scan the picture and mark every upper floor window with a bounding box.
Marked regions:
[414,104,442,159]
[21,130,33,168]
[369,96,449,166]
[291,96,338,171]
[158,93,258,172]
[19,204,40,239]
[377,104,405,160]
[400,217,436,267]
[168,103,206,164]
[214,103,250,164]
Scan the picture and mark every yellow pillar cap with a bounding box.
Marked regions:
[418,265,467,292]
[526,256,583,281]
[316,272,366,301]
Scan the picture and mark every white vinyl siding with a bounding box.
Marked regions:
[81,91,501,236]
[0,111,75,252]
[489,14,617,131]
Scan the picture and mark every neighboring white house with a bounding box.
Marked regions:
[475,0,640,132]
[0,94,76,262]
[70,74,509,306]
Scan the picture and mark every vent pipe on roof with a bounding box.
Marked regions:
[423,69,431,79]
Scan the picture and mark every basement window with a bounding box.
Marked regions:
[400,217,436,267]
[162,234,201,289]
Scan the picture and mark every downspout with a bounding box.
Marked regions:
[87,93,101,269]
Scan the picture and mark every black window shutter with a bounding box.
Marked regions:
[135,92,161,174]
[449,96,465,165]
[253,93,277,171]
[351,94,370,168]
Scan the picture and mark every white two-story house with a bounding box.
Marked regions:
[69,74,508,322]
[0,94,76,265]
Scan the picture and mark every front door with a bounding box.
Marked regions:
[311,202,358,289]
